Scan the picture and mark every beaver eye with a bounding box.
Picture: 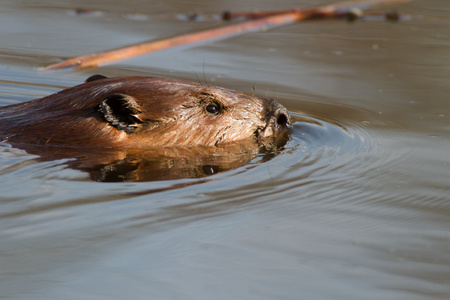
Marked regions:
[206,102,221,115]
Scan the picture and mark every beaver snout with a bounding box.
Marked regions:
[258,101,291,139]
[274,106,290,128]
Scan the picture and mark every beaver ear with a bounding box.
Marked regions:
[85,74,108,83]
[98,93,143,134]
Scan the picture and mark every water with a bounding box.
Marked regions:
[1,0,449,299]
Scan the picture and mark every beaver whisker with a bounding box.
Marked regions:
[214,133,225,146]
[212,126,232,146]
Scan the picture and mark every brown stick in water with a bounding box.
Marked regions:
[44,0,410,70]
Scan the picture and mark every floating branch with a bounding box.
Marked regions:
[44,0,410,70]
[222,0,408,20]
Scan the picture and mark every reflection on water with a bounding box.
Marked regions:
[1,0,450,299]
[1,137,289,182]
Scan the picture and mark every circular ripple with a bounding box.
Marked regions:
[290,112,373,153]
[258,110,407,209]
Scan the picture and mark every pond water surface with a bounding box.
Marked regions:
[1,0,449,299]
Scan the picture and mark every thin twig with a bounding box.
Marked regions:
[44,0,410,70]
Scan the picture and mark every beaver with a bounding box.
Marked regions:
[0,75,290,149]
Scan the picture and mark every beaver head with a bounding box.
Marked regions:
[0,75,291,148]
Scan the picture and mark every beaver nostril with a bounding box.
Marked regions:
[276,113,288,127]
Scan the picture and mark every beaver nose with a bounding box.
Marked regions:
[276,109,289,127]
[272,105,290,129]
[259,102,291,138]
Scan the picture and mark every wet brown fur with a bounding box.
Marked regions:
[0,76,290,149]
